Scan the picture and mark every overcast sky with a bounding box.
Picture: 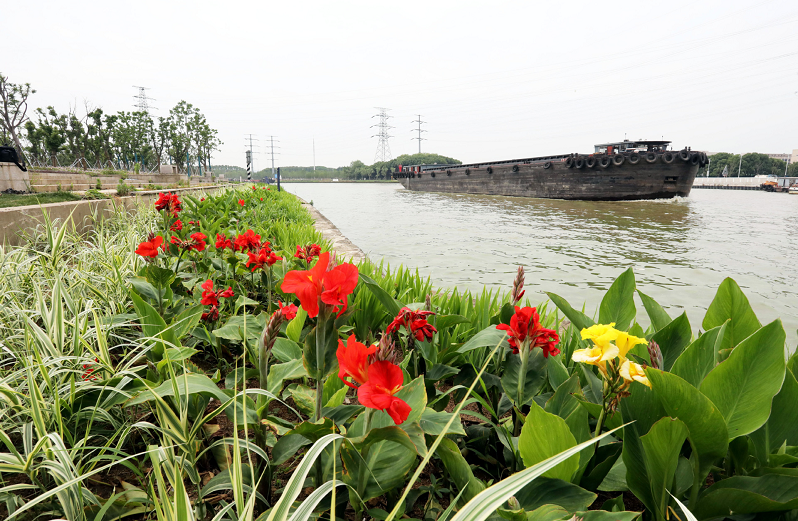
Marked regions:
[6,0,798,169]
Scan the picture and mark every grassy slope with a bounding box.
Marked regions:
[0,191,82,208]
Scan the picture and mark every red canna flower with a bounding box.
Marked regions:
[200,197,205,202]
[135,235,163,258]
[294,244,323,263]
[155,193,182,217]
[252,186,257,190]
[267,188,271,191]
[282,251,358,318]
[215,233,233,250]
[246,248,282,271]
[233,229,262,252]
[81,357,100,381]
[386,307,437,342]
[260,197,263,201]
[358,361,412,424]
[200,279,234,307]
[201,305,219,322]
[189,232,207,251]
[170,220,183,231]
[337,335,376,389]
[277,301,299,320]
[496,306,560,357]
[238,199,245,207]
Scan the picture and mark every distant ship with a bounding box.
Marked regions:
[393,140,704,201]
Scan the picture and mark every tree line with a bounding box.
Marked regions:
[252,153,462,181]
[699,152,797,177]
[0,73,221,174]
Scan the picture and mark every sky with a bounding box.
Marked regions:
[5,0,798,169]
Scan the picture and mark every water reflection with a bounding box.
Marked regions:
[285,183,798,346]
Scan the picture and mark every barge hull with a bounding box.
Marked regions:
[398,160,699,201]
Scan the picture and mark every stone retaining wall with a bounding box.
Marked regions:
[295,197,365,263]
[0,186,227,247]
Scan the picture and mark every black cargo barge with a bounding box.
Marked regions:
[393,140,704,201]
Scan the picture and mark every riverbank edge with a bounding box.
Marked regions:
[294,195,366,263]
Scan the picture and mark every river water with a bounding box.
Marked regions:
[285,182,798,346]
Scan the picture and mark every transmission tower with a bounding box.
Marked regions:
[371,108,394,163]
[133,86,156,112]
[411,114,427,154]
[267,136,280,177]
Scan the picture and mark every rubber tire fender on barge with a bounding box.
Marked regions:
[678,149,690,161]
[543,161,552,169]
[628,153,641,165]
[690,153,700,166]
[575,157,585,169]
[662,151,675,164]
[565,157,575,168]
[612,154,625,166]
[645,152,658,163]
[586,157,597,168]
[598,156,611,168]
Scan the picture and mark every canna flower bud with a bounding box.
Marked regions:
[425,293,432,312]
[507,497,521,510]
[647,341,663,370]
[511,265,526,303]
[260,310,285,354]
[370,334,399,364]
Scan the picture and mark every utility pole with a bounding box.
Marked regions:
[268,136,280,178]
[133,86,156,113]
[244,134,259,181]
[411,114,427,154]
[371,108,393,163]
[738,153,742,177]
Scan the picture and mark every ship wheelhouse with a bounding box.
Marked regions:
[594,140,671,155]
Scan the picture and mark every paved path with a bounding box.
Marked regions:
[296,197,366,263]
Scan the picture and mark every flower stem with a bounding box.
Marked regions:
[314,312,327,422]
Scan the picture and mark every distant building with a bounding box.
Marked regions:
[792,149,798,165]
[767,153,791,164]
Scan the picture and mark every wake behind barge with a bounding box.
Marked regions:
[393,140,705,201]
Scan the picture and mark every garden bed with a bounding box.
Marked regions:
[0,185,794,521]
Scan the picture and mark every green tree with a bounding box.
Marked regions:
[0,73,35,157]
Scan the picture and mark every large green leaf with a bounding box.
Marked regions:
[514,477,596,512]
[752,368,798,461]
[213,314,266,342]
[598,268,636,331]
[700,320,786,439]
[545,292,594,332]
[640,418,689,521]
[285,306,307,343]
[271,337,302,363]
[458,325,509,353]
[637,289,672,332]
[449,428,619,521]
[501,349,548,407]
[340,431,417,501]
[419,409,465,436]
[701,277,761,354]
[646,369,728,481]
[359,272,402,317]
[695,473,798,519]
[671,323,726,388]
[436,437,485,505]
[518,402,579,482]
[647,312,691,371]
[621,386,666,516]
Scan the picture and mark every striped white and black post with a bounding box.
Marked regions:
[246,150,252,181]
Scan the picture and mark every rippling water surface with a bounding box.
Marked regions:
[285,182,798,345]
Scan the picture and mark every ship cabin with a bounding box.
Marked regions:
[594,140,671,155]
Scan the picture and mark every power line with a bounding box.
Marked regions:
[133,86,156,113]
[371,107,393,163]
[411,114,427,154]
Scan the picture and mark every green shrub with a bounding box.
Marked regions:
[116,180,132,196]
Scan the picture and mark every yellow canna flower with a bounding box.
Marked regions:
[571,343,620,366]
[619,359,651,388]
[581,323,619,350]
[614,331,648,359]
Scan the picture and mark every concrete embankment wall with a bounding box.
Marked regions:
[0,186,227,247]
[295,196,365,263]
[692,177,763,190]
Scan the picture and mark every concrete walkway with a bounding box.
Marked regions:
[296,197,366,264]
